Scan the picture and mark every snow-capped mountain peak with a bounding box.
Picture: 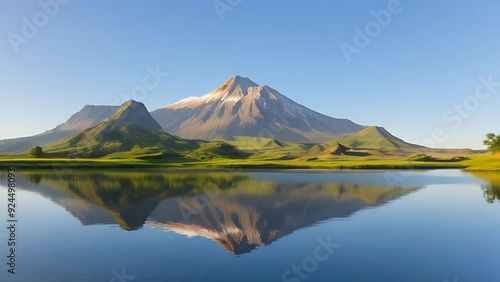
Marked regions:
[166,76,260,109]
[152,76,364,143]
[213,75,259,95]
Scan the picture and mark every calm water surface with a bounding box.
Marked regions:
[0,169,499,282]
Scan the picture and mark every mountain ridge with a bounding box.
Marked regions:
[0,76,429,158]
[0,105,119,153]
[41,100,247,160]
[151,75,365,143]
[42,100,188,158]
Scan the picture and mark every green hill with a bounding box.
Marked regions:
[216,136,288,150]
[39,100,245,160]
[318,126,423,151]
[216,136,313,159]
[104,100,163,131]
[43,123,194,158]
[11,100,471,165]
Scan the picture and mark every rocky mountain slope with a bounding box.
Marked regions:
[151,75,365,143]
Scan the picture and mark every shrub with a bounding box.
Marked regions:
[29,146,44,158]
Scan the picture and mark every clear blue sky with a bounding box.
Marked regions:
[1,0,500,149]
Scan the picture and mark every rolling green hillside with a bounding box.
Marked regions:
[39,100,245,160]
[318,126,423,151]
[216,136,313,159]
[216,136,289,150]
[1,100,492,169]
[43,122,194,158]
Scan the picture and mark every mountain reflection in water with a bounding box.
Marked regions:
[20,170,419,255]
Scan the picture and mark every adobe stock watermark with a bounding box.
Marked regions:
[442,74,500,131]
[7,0,71,54]
[111,64,169,105]
[257,107,291,140]
[178,186,220,223]
[339,0,404,64]
[418,74,500,149]
[384,74,500,187]
[384,165,415,186]
[177,166,245,223]
[109,267,135,282]
[213,0,243,21]
[228,106,293,153]
[281,235,340,282]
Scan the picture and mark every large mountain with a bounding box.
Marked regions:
[151,75,365,143]
[0,105,118,153]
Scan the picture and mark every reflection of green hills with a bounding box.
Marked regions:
[18,170,419,253]
[21,171,246,230]
[469,171,500,204]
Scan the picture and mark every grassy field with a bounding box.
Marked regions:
[4,115,495,170]
[460,153,500,170]
[1,152,499,170]
[0,158,174,169]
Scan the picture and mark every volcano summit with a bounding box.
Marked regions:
[151,76,365,143]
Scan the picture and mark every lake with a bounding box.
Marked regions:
[1,169,500,281]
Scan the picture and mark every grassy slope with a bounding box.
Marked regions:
[39,124,246,161]
[217,136,313,160]
[31,99,246,161]
[42,121,193,158]
[461,153,500,170]
[1,126,497,170]
[319,126,422,150]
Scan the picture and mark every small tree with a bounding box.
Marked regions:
[483,133,500,153]
[29,146,44,157]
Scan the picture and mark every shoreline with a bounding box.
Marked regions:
[0,158,498,171]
